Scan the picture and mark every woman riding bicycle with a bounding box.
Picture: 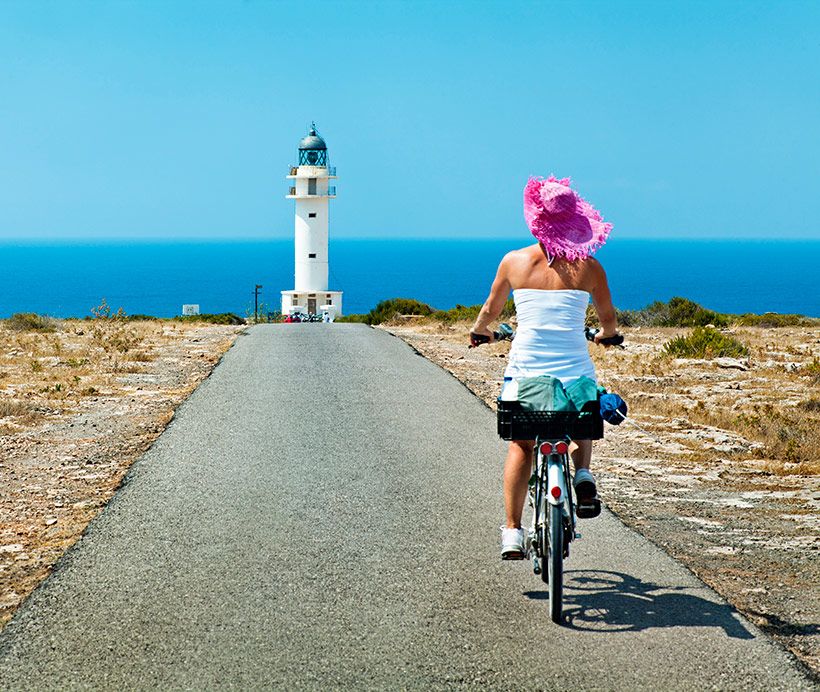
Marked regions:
[470,176,620,559]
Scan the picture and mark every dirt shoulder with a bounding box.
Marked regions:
[0,319,242,628]
[382,320,820,676]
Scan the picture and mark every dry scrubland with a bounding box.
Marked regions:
[1,309,817,675]
[383,319,820,674]
[0,315,242,628]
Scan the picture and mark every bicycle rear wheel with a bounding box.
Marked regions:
[548,503,564,623]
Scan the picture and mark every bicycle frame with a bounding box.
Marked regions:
[528,437,576,572]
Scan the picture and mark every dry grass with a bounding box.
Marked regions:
[391,319,820,474]
[0,317,242,633]
[0,319,171,413]
[587,326,820,474]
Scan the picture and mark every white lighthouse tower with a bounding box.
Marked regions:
[281,123,343,318]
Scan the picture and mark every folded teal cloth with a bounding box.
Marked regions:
[517,375,599,412]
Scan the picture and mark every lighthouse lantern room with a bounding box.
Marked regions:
[281,123,343,318]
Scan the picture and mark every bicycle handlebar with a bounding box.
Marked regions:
[470,324,624,348]
[469,322,514,348]
[584,327,625,347]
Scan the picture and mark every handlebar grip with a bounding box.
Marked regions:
[599,334,625,346]
[585,327,624,346]
[469,332,491,348]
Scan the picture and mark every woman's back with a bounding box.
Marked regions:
[500,244,605,383]
[503,244,600,293]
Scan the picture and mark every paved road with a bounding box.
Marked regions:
[0,325,813,690]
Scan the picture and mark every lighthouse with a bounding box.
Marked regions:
[281,123,343,318]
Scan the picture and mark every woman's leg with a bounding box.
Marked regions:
[569,439,592,472]
[504,440,534,528]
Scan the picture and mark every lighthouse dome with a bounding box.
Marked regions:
[299,125,327,151]
[297,123,328,166]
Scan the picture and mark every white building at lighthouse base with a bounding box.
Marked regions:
[281,289,343,318]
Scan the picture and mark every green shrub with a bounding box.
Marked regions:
[665,297,729,327]
[172,313,246,325]
[431,303,482,323]
[805,358,820,384]
[126,314,158,322]
[663,327,749,359]
[733,312,816,327]
[588,297,729,328]
[6,313,56,332]
[335,313,371,323]
[427,298,516,324]
[348,298,433,325]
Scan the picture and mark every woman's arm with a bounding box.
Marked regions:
[588,260,618,340]
[470,255,512,339]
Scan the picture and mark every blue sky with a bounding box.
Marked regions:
[1,1,818,240]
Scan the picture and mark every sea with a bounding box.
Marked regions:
[0,239,817,318]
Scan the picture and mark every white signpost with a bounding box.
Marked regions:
[182,304,200,316]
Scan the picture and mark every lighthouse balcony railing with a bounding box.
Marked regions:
[288,186,337,197]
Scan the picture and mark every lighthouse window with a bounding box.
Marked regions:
[308,253,316,258]
[308,213,317,218]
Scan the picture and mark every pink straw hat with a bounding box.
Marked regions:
[523,176,613,261]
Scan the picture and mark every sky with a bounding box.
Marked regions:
[1,0,818,240]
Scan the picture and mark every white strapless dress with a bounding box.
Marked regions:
[503,289,596,385]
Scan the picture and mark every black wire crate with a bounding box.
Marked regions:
[496,399,604,441]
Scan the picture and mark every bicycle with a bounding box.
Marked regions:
[498,396,604,623]
[473,323,623,623]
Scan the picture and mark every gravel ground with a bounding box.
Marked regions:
[382,321,820,676]
[0,320,242,629]
[0,324,814,690]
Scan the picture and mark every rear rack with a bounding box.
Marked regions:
[497,398,603,441]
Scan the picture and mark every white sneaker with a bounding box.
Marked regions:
[500,527,526,560]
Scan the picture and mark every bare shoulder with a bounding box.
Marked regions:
[498,246,535,273]
[582,256,606,274]
[575,257,608,291]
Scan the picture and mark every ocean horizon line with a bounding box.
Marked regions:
[1,236,820,245]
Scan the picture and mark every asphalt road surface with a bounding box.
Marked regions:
[0,325,814,690]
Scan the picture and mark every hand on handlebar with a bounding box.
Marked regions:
[469,323,515,348]
[585,327,625,348]
[469,330,494,348]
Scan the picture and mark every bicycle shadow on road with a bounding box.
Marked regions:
[524,570,754,639]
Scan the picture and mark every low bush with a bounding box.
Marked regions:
[91,298,127,320]
[431,298,516,324]
[367,298,433,324]
[431,303,482,323]
[126,314,158,322]
[342,297,517,326]
[663,326,750,359]
[665,297,730,327]
[6,313,56,332]
[610,297,730,328]
[335,313,370,323]
[172,313,246,325]
[805,358,820,384]
[336,298,434,325]
[734,312,816,327]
